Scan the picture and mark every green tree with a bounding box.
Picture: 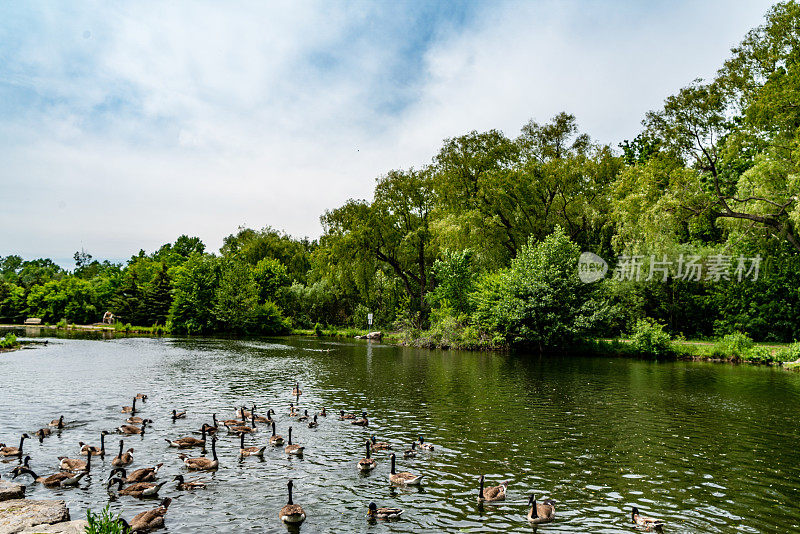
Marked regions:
[168,254,219,334]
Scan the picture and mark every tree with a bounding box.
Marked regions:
[141,264,172,325]
[168,254,219,334]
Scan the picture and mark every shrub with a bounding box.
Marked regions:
[630,318,672,358]
[314,323,323,337]
[742,346,775,363]
[0,333,18,349]
[85,504,126,534]
[712,331,755,359]
[776,342,800,363]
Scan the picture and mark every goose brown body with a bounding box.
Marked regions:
[13,467,85,487]
[125,497,170,532]
[632,507,664,531]
[109,477,167,497]
[111,440,134,467]
[389,453,424,485]
[279,480,305,524]
[358,440,376,471]
[0,434,29,457]
[284,426,304,455]
[166,428,207,449]
[112,464,163,483]
[478,475,508,502]
[269,421,284,446]
[527,495,556,524]
[173,474,207,490]
[239,433,266,457]
[180,437,218,470]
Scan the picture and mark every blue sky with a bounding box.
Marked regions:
[0,0,776,267]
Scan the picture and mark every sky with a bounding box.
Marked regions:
[0,0,776,267]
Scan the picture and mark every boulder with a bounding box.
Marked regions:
[0,482,24,502]
[365,331,382,340]
[18,520,88,534]
[0,499,70,534]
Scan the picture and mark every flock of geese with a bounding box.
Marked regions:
[0,385,665,532]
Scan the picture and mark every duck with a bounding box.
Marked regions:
[307,414,318,428]
[110,464,163,483]
[173,474,207,490]
[298,410,310,422]
[477,475,507,502]
[318,407,327,417]
[279,480,305,524]
[0,434,29,457]
[389,453,424,486]
[58,449,92,472]
[269,421,284,446]
[339,410,356,420]
[370,435,392,450]
[239,433,266,458]
[253,408,274,424]
[48,415,65,429]
[358,440,376,471]
[284,426,304,456]
[352,412,369,426]
[418,435,434,451]
[367,502,403,520]
[403,442,417,458]
[631,507,664,531]
[179,436,218,471]
[118,420,150,435]
[35,428,51,442]
[165,427,207,449]
[80,431,110,456]
[12,466,85,487]
[108,477,168,498]
[291,383,302,396]
[121,497,170,533]
[527,494,556,524]
[111,440,135,467]
[122,397,138,414]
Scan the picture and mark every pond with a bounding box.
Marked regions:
[1,330,799,533]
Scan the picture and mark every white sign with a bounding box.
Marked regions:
[367,313,373,326]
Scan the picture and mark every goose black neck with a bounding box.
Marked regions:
[288,427,293,445]
[132,398,136,414]
[272,421,276,437]
[365,440,371,458]
[532,497,538,518]
[85,448,92,471]
[213,414,218,426]
[251,415,256,427]
[240,433,245,448]
[479,475,484,497]
[201,427,207,441]
[390,454,396,474]
[118,440,124,457]
[100,433,106,453]
[211,439,217,461]
[287,481,293,505]
[18,435,25,452]
[58,416,64,429]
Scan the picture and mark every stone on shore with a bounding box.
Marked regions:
[0,482,24,503]
[0,499,70,534]
[18,520,88,534]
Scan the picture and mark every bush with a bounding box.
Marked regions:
[712,331,755,359]
[85,504,126,534]
[742,346,775,363]
[0,333,18,349]
[314,322,324,336]
[631,318,672,358]
[776,342,800,363]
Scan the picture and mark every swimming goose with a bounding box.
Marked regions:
[403,443,417,458]
[166,427,207,449]
[292,383,302,396]
[126,416,146,424]
[225,415,257,434]
[367,502,403,520]
[632,507,664,531]
[220,413,244,427]
[12,466,85,487]
[288,403,298,416]
[389,453,424,486]
[339,410,356,420]
[284,427,304,455]
[111,440,134,467]
[80,431,110,456]
[171,410,187,421]
[35,428,51,442]
[370,435,392,450]
[253,408,274,424]
[417,436,434,451]
[318,407,327,417]
[239,433,266,458]
[135,393,148,401]
[358,440,376,471]
[269,421,284,446]
[478,475,507,502]
[59,449,91,472]
[48,415,65,428]
[121,497,170,533]
[118,421,150,435]
[108,477,168,498]
[110,463,163,483]
[279,480,306,524]
[307,414,318,428]
[352,412,369,426]
[173,474,207,490]
[298,410,310,422]
[0,434,29,457]
[122,397,137,414]
[527,494,556,524]
[179,437,218,471]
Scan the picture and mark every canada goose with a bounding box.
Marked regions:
[206,415,220,435]
[173,474,207,490]
[339,410,356,420]
[367,502,403,520]
[118,421,150,435]
[308,414,318,428]
[284,427,304,455]
[121,497,170,532]
[108,477,168,498]
[389,453,424,486]
[288,403,298,416]
[318,407,327,417]
[166,427,207,449]
[135,393,148,401]
[220,413,243,426]
[358,440,376,471]
[253,408,274,424]
[48,415,65,429]
[298,410,310,422]
[370,435,392,450]
[239,433,266,458]
[179,437,218,471]
[352,412,369,426]
[0,434,29,457]
[59,448,91,472]
[418,435,434,450]
[226,415,257,434]
[126,416,145,424]
[35,428,51,442]
[478,475,507,502]
[110,463,163,483]
[527,494,556,524]
[403,442,417,458]
[171,410,187,421]
[12,466,85,487]
[632,507,664,531]
[236,406,251,419]
[111,440,134,467]
[80,431,110,456]
[269,421,284,446]
[122,397,137,414]
[292,383,302,396]
[279,480,305,524]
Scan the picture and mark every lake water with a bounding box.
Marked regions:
[1,329,799,533]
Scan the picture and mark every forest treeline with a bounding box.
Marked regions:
[2,2,800,348]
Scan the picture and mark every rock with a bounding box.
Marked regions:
[0,482,24,502]
[365,331,382,340]
[0,499,70,534]
[18,520,88,534]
